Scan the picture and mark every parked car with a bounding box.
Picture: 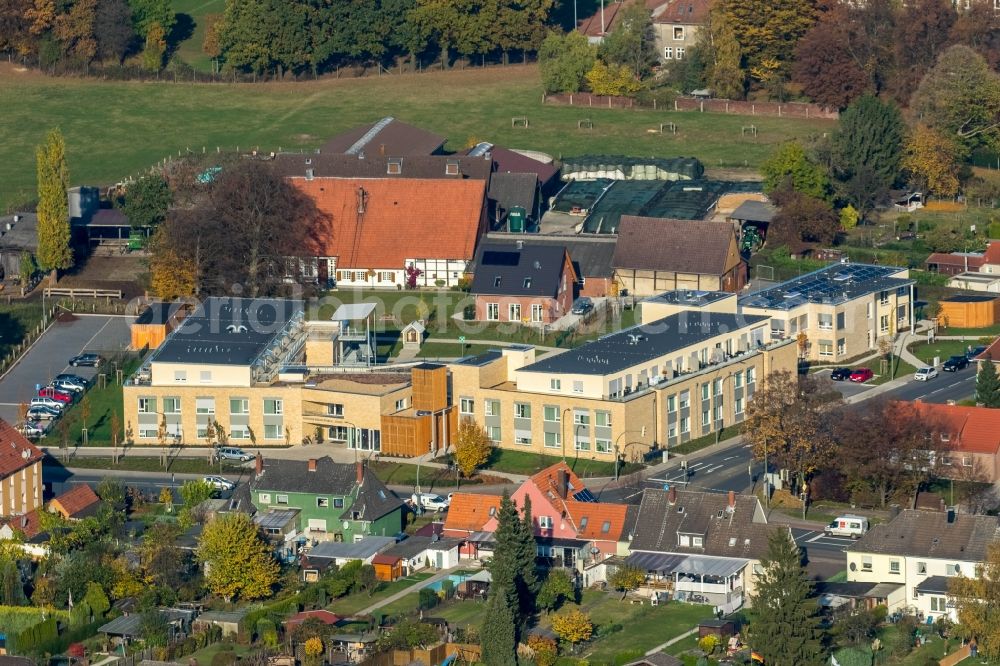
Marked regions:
[966,346,987,361]
[571,297,594,316]
[55,373,89,386]
[849,368,874,383]
[829,367,852,381]
[18,421,47,438]
[68,353,103,367]
[51,378,85,394]
[26,405,61,421]
[30,397,64,411]
[943,355,969,372]
[203,475,235,491]
[914,366,938,381]
[411,492,450,512]
[217,447,253,462]
[37,387,72,403]
[824,514,869,539]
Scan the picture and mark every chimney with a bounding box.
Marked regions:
[379,143,386,156]
[557,468,568,500]
[668,485,677,505]
[255,453,263,477]
[947,507,957,524]
[308,458,317,472]
[356,461,364,485]
[728,490,736,510]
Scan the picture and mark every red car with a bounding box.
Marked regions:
[849,368,874,383]
[37,386,73,403]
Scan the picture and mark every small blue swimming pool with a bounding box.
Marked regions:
[424,573,470,592]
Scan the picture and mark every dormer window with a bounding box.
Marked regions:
[692,536,703,547]
[446,160,460,176]
[524,278,532,289]
[387,159,402,175]
[494,276,502,287]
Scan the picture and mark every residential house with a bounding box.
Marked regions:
[251,457,403,543]
[846,509,1000,622]
[300,535,398,580]
[48,484,101,520]
[320,117,446,156]
[911,402,1000,483]
[930,242,1000,291]
[651,0,710,68]
[470,242,577,324]
[613,217,746,296]
[449,308,796,460]
[381,534,462,573]
[483,232,618,298]
[926,252,986,276]
[277,153,489,288]
[948,272,1000,293]
[0,213,39,280]
[0,421,43,518]
[0,509,48,559]
[624,487,788,612]
[442,493,503,558]
[577,0,631,43]
[254,508,301,562]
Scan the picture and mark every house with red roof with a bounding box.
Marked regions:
[913,402,1000,482]
[0,420,43,518]
[49,484,102,520]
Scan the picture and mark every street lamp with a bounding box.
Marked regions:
[561,407,572,462]
[613,428,647,481]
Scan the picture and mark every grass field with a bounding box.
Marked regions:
[0,64,835,210]
[39,357,140,447]
[170,0,225,73]
[907,340,974,365]
[330,572,434,616]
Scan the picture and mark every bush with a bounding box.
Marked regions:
[211,646,237,666]
[418,588,439,610]
[441,579,455,600]
[698,634,720,654]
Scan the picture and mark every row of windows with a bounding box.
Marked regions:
[138,397,283,416]
[460,399,612,427]
[818,339,847,357]
[138,424,285,439]
[485,303,546,322]
[663,47,685,60]
[259,492,345,509]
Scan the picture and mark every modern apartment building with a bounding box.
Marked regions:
[643,263,915,363]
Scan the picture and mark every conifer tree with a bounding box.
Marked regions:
[35,128,72,275]
[976,355,1000,408]
[515,495,540,618]
[748,530,825,666]
[481,588,517,666]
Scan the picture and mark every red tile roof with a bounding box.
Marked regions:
[977,337,1000,362]
[292,178,486,269]
[653,0,711,24]
[925,252,985,271]
[371,553,402,565]
[0,509,42,539]
[443,493,502,532]
[50,484,101,519]
[0,420,42,478]
[913,402,1000,454]
[578,0,631,37]
[284,609,341,627]
[984,241,1000,265]
[564,500,630,540]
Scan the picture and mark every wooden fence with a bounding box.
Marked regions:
[44,287,123,299]
[542,92,839,120]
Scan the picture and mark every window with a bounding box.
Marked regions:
[195,397,215,415]
[317,497,329,508]
[596,411,611,427]
[746,368,756,384]
[735,397,744,414]
[277,494,288,504]
[395,398,407,411]
[596,439,611,453]
[668,395,676,412]
[897,305,907,322]
[378,271,394,282]
[538,516,553,529]
[138,397,155,414]
[174,370,187,382]
[231,426,250,439]
[574,410,590,425]
[879,290,889,305]
[702,410,710,427]
[487,303,499,321]
[460,398,474,415]
[701,384,709,401]
[264,399,283,415]
[230,398,249,415]
[668,423,677,438]
[918,562,927,575]
[867,302,873,320]
[259,493,271,504]
[544,406,560,422]
[334,498,344,508]
[531,304,544,322]
[163,397,180,414]
[818,341,833,357]
[734,372,743,389]
[664,47,673,59]
[714,405,723,422]
[574,437,590,451]
[676,47,685,59]
[550,379,561,391]
[818,314,833,330]
[680,417,690,434]
[890,559,901,574]
[487,425,501,442]
[963,455,973,467]
[837,339,846,355]
[508,303,521,321]
[328,403,344,417]
[673,25,684,40]
[493,276,502,287]
[264,424,282,439]
[515,433,532,445]
[679,390,690,409]
[862,556,873,571]
[947,563,961,576]
[200,370,212,383]
[880,314,890,332]
[836,312,846,330]
[485,399,500,416]
[515,403,531,419]
[692,536,703,547]
[930,597,947,612]
[544,431,561,448]
[572,380,584,394]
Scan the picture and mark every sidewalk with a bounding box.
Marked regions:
[354,567,458,616]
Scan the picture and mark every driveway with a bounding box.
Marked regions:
[0,314,131,423]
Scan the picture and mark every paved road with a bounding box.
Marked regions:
[819,364,977,405]
[793,527,856,580]
[0,315,131,423]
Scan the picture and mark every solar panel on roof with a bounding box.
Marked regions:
[573,489,598,503]
[482,251,520,266]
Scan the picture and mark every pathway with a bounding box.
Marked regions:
[355,567,458,616]
[644,627,699,656]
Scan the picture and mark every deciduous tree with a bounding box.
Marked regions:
[891,0,956,103]
[976,356,1000,408]
[950,0,1000,69]
[585,61,641,96]
[911,45,1000,155]
[792,3,869,109]
[119,174,171,229]
[453,418,492,477]
[35,128,72,275]
[551,609,593,653]
[55,0,98,62]
[537,569,574,612]
[770,188,840,245]
[127,0,174,38]
[149,231,197,299]
[196,512,279,601]
[950,542,1000,659]
[538,31,595,93]
[902,125,961,198]
[761,141,829,199]
[94,0,134,63]
[598,2,656,80]
[748,529,824,666]
[703,7,744,100]
[722,0,817,87]
[141,20,166,70]
[607,563,644,600]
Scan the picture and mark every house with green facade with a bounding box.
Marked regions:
[250,456,404,542]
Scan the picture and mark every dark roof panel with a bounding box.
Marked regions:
[470,243,569,298]
[848,509,1000,560]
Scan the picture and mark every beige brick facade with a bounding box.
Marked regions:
[0,460,42,518]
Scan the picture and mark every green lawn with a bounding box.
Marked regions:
[329,572,434,616]
[937,324,1000,337]
[0,65,835,210]
[43,455,247,474]
[170,0,226,73]
[185,643,253,664]
[870,359,917,385]
[669,427,736,456]
[908,340,978,365]
[467,448,644,478]
[369,460,481,489]
[0,302,45,360]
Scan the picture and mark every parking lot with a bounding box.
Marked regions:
[0,314,131,424]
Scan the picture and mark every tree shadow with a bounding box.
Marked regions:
[0,312,27,357]
[168,13,196,54]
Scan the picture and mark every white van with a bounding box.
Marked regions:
[824,514,869,539]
